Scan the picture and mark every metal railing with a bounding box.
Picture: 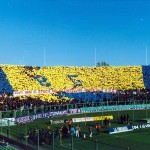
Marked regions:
[0,99,150,119]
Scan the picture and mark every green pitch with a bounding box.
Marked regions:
[1,109,150,150]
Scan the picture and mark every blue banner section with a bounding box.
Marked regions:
[61,92,112,102]
[0,67,13,93]
[131,123,150,130]
[81,104,150,113]
[109,123,150,134]
[109,126,133,134]
[15,110,67,124]
[142,66,150,89]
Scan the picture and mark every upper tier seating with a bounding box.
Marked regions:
[0,65,149,102]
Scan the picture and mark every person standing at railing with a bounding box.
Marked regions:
[78,124,81,137]
[123,114,126,124]
[59,126,63,145]
[70,126,75,138]
[62,125,69,138]
[88,125,93,138]
[107,118,111,128]
[46,124,51,132]
[126,114,129,124]
[96,123,101,134]
[104,117,107,128]
[68,119,72,131]
[24,132,29,146]
[75,124,79,138]
[55,127,60,140]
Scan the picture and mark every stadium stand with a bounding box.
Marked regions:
[0,67,13,93]
[142,65,150,90]
[0,65,149,105]
[0,65,146,90]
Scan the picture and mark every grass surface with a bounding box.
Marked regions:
[1,109,150,150]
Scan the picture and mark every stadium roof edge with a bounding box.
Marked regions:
[0,64,147,68]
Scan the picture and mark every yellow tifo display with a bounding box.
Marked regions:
[0,65,145,102]
[1,65,145,91]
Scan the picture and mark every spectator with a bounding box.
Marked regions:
[120,115,124,124]
[126,114,129,124]
[68,119,72,131]
[96,123,101,134]
[78,124,81,137]
[88,125,93,138]
[62,125,68,138]
[75,124,79,138]
[104,117,107,128]
[55,127,60,140]
[70,126,75,138]
[107,118,111,128]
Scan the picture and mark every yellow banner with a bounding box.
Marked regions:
[94,116,113,121]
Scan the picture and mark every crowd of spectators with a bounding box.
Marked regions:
[0,94,74,112]
[0,65,150,112]
[1,65,145,92]
[19,121,81,146]
[0,89,149,112]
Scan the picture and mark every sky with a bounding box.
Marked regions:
[0,0,150,67]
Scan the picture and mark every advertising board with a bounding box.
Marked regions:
[0,118,15,126]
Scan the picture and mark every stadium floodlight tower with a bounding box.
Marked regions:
[44,48,46,66]
[146,46,148,66]
[95,48,97,66]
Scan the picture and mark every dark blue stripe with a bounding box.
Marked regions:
[142,65,150,89]
[0,67,13,93]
